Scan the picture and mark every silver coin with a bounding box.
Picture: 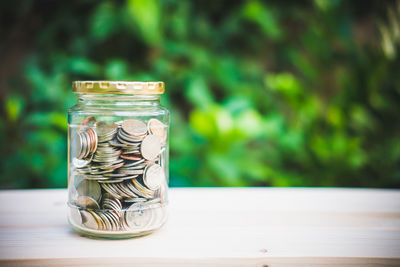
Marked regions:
[83,130,91,159]
[118,169,144,175]
[103,211,117,231]
[125,197,147,203]
[147,119,167,143]
[143,164,165,190]
[90,210,104,230]
[96,123,118,142]
[98,212,112,231]
[118,129,144,141]
[146,197,162,205]
[80,210,98,230]
[76,180,102,203]
[69,207,82,225]
[88,169,114,174]
[125,203,152,230]
[77,132,86,159]
[108,140,129,148]
[122,119,148,137]
[101,183,122,199]
[131,179,153,199]
[103,198,122,212]
[73,156,90,168]
[106,211,120,231]
[104,172,130,178]
[141,134,161,160]
[123,159,145,167]
[71,131,83,159]
[76,196,100,209]
[125,182,144,198]
[98,179,124,184]
[115,182,134,198]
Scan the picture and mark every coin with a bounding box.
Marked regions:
[143,164,165,190]
[79,116,96,131]
[148,119,166,143]
[69,207,82,225]
[131,178,154,199]
[72,157,90,168]
[98,212,112,230]
[76,196,100,209]
[87,128,98,154]
[102,196,122,212]
[106,211,120,230]
[120,154,143,161]
[96,122,118,136]
[125,197,147,203]
[80,210,98,230]
[124,202,152,230]
[122,119,147,137]
[96,123,118,142]
[82,131,91,159]
[71,131,82,159]
[90,210,103,230]
[101,183,122,199]
[76,180,102,203]
[141,134,161,160]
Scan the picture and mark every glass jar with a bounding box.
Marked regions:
[67,81,169,238]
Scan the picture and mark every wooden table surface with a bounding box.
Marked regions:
[0,188,399,266]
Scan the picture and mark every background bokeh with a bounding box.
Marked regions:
[1,0,400,188]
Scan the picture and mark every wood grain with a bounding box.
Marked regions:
[0,188,399,266]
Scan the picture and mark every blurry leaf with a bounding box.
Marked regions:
[90,2,118,41]
[242,1,281,39]
[265,73,302,102]
[207,152,243,186]
[185,76,214,110]
[189,108,216,138]
[5,95,24,122]
[214,106,234,135]
[327,106,343,128]
[314,0,341,11]
[265,73,301,97]
[68,58,101,76]
[224,96,253,116]
[105,60,129,80]
[235,109,263,138]
[350,105,374,131]
[127,0,162,45]
[25,112,67,131]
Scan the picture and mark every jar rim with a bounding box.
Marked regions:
[72,81,165,95]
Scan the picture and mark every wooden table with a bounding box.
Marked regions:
[0,188,399,266]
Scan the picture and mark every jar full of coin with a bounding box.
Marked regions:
[67,81,169,238]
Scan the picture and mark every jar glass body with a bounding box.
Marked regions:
[67,94,169,238]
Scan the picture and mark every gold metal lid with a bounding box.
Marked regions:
[72,81,165,94]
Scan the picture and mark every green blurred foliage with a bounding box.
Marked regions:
[1,0,400,188]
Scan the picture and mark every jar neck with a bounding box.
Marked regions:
[77,94,161,106]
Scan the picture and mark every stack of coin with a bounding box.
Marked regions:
[70,116,168,233]
[72,128,98,160]
[96,122,118,142]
